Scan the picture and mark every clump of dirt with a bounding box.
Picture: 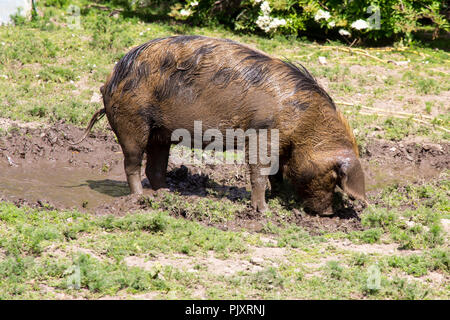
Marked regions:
[361,139,448,196]
[363,139,448,170]
[0,120,121,169]
[1,121,448,235]
[0,195,59,211]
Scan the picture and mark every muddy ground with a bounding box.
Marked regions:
[0,120,448,234]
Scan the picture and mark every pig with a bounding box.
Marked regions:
[73,35,366,215]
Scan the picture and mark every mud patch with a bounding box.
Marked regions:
[0,161,128,209]
[362,139,448,194]
[0,120,121,169]
[0,120,448,235]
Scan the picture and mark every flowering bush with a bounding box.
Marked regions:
[102,0,449,41]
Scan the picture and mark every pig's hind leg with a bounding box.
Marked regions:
[145,137,170,190]
[120,138,145,195]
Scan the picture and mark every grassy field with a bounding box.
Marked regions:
[0,1,449,299]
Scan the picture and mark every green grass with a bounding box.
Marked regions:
[344,178,449,250]
[0,202,252,298]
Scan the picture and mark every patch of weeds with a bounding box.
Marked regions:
[362,180,448,249]
[326,261,344,280]
[90,210,247,260]
[261,221,281,235]
[401,70,443,95]
[385,249,449,277]
[61,253,161,294]
[350,253,370,267]
[28,106,47,118]
[276,225,321,248]
[360,228,383,244]
[158,192,242,223]
[383,117,415,141]
[424,101,434,114]
[249,267,284,291]
[97,212,168,233]
[38,65,75,83]
[363,275,430,300]
[384,75,395,86]
[415,78,441,95]
[361,207,399,229]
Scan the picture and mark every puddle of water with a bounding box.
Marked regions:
[0,161,130,209]
[0,158,443,210]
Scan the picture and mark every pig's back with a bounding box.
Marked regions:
[105,35,335,132]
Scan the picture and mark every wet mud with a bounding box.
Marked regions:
[0,121,448,234]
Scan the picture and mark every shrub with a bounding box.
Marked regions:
[102,0,449,42]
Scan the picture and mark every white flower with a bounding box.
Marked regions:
[314,9,330,21]
[257,15,286,33]
[256,15,272,32]
[190,1,198,7]
[255,2,285,33]
[180,9,192,17]
[328,20,335,27]
[351,19,370,30]
[269,18,286,29]
[339,29,351,36]
[254,0,262,3]
[260,1,271,15]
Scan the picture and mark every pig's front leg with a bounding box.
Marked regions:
[249,164,268,212]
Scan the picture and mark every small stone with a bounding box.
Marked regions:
[422,143,442,153]
[250,257,265,266]
[318,56,327,65]
[441,219,450,234]
[292,208,303,217]
[405,220,415,228]
[394,60,409,66]
[373,126,382,131]
[90,92,102,103]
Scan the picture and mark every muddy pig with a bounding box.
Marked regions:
[73,35,366,215]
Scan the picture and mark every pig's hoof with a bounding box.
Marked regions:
[150,182,168,190]
[318,210,334,217]
[252,203,268,213]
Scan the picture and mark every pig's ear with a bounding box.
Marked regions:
[99,85,105,95]
[336,157,366,201]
